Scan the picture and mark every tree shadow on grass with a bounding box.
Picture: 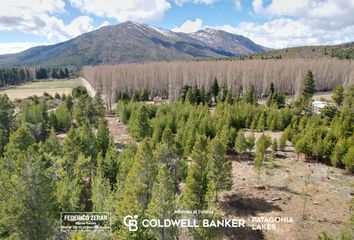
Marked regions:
[221,193,282,217]
[269,185,301,196]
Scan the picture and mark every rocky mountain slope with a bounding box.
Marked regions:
[0,21,267,67]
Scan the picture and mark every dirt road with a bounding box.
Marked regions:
[80,77,96,97]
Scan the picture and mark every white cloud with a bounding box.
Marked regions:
[0,0,105,42]
[257,0,354,29]
[174,0,217,7]
[69,0,171,22]
[213,0,354,48]
[252,0,264,14]
[0,42,53,54]
[215,17,354,49]
[172,18,203,33]
[234,0,242,11]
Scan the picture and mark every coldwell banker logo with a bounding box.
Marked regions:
[124,215,139,231]
[123,214,294,232]
[123,215,246,231]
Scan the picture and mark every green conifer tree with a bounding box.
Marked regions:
[211,77,220,101]
[96,118,110,157]
[271,138,278,152]
[0,148,57,239]
[234,130,248,160]
[330,138,347,167]
[128,105,151,140]
[146,165,177,240]
[116,139,156,239]
[332,85,344,106]
[246,132,256,156]
[207,137,232,191]
[300,70,316,100]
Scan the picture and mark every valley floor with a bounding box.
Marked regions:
[0,78,80,100]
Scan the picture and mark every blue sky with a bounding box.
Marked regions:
[1,0,354,54]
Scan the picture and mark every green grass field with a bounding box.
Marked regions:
[0,79,80,100]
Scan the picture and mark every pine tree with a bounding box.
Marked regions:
[116,139,156,239]
[93,90,106,119]
[91,170,114,213]
[246,132,256,156]
[55,104,72,132]
[254,151,263,185]
[211,77,220,102]
[207,137,232,191]
[271,138,278,152]
[0,94,14,155]
[153,128,183,191]
[128,105,151,140]
[330,138,347,167]
[224,90,233,104]
[279,131,287,151]
[42,127,61,155]
[48,111,58,130]
[254,134,271,185]
[63,127,82,162]
[140,88,149,101]
[102,141,119,188]
[55,173,82,211]
[96,118,110,157]
[0,147,56,239]
[73,153,94,211]
[118,139,156,213]
[343,145,354,172]
[5,126,35,152]
[332,85,344,106]
[265,151,276,187]
[115,142,137,186]
[77,123,97,157]
[185,88,194,104]
[182,136,209,211]
[312,136,323,162]
[234,130,248,160]
[146,165,177,240]
[66,94,74,110]
[299,70,316,100]
[258,134,270,154]
[257,112,265,131]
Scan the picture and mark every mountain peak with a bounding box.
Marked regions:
[201,28,221,34]
[0,22,267,67]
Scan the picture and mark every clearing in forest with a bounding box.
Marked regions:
[0,78,80,100]
[220,138,354,240]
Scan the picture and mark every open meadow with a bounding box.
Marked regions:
[0,78,80,100]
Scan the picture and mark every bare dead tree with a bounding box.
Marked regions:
[81,58,354,102]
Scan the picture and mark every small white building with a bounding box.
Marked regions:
[312,100,335,113]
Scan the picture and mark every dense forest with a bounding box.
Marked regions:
[82,58,354,104]
[0,67,71,88]
[236,42,354,60]
[0,69,353,239]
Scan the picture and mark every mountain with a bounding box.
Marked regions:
[0,21,267,68]
[190,28,266,55]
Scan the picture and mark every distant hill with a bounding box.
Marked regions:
[236,42,354,60]
[0,21,267,68]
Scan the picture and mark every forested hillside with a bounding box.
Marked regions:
[238,42,354,60]
[82,58,354,103]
